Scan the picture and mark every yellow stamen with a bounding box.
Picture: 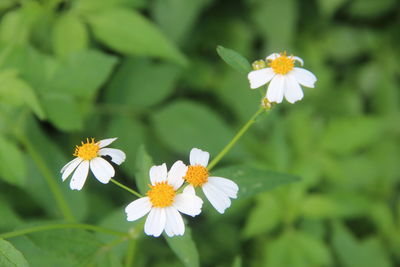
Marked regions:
[73,138,99,161]
[184,165,209,187]
[147,182,176,207]
[268,52,295,75]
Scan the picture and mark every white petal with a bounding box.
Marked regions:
[164,207,185,237]
[70,160,89,190]
[266,53,280,61]
[98,148,126,165]
[89,157,115,184]
[61,158,82,181]
[183,185,196,195]
[247,68,275,89]
[208,177,239,199]
[98,138,118,148]
[284,74,304,103]
[125,197,152,221]
[173,193,203,217]
[167,161,187,190]
[292,56,304,66]
[291,67,317,88]
[266,75,285,103]
[189,148,209,167]
[202,182,231,214]
[149,163,168,185]
[144,208,166,237]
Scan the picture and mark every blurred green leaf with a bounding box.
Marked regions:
[152,100,234,156]
[41,93,83,131]
[52,13,88,58]
[0,135,26,187]
[317,0,347,16]
[301,194,339,218]
[321,116,384,155]
[213,165,299,199]
[85,8,186,65]
[74,0,145,12]
[105,58,181,110]
[0,239,29,267]
[165,226,199,267]
[348,0,396,18]
[332,222,392,267]
[216,46,251,74]
[0,69,45,119]
[134,145,153,195]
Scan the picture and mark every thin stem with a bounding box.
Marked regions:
[208,107,266,171]
[0,223,126,239]
[19,135,75,222]
[110,179,143,198]
[125,239,137,267]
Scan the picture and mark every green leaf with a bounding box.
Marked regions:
[152,100,236,156]
[134,145,153,195]
[216,45,251,74]
[164,226,199,267]
[105,58,181,110]
[321,116,384,155]
[44,50,118,97]
[0,239,29,267]
[41,93,83,131]
[213,165,299,199]
[0,135,26,187]
[52,13,88,58]
[0,69,45,119]
[348,0,396,18]
[74,0,145,12]
[85,8,186,65]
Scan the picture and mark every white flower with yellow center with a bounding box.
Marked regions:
[184,148,239,214]
[247,52,317,104]
[60,138,126,190]
[125,161,203,237]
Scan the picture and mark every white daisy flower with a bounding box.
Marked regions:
[60,138,126,190]
[184,148,239,214]
[247,52,317,104]
[125,161,203,237]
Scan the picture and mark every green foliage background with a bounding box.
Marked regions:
[0,0,399,266]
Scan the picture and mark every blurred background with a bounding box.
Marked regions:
[0,0,399,266]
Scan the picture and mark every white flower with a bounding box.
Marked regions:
[183,148,239,214]
[60,138,126,190]
[125,161,203,237]
[247,52,317,104]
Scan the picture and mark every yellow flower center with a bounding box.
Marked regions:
[184,165,209,187]
[147,182,176,207]
[73,138,100,161]
[269,53,295,75]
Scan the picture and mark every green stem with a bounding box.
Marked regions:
[207,107,266,171]
[125,239,137,267]
[0,223,126,239]
[110,179,143,198]
[19,135,75,222]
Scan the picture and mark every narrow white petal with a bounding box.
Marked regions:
[284,75,304,104]
[98,138,118,148]
[266,75,285,103]
[70,160,89,190]
[292,56,304,66]
[149,163,168,185]
[98,148,126,165]
[173,193,203,217]
[61,158,82,181]
[164,207,185,237]
[189,148,210,167]
[183,185,196,195]
[202,182,231,214]
[247,68,275,89]
[144,208,166,237]
[125,197,152,221]
[89,157,115,184]
[291,67,317,88]
[167,161,187,190]
[266,53,280,61]
[208,177,239,199]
